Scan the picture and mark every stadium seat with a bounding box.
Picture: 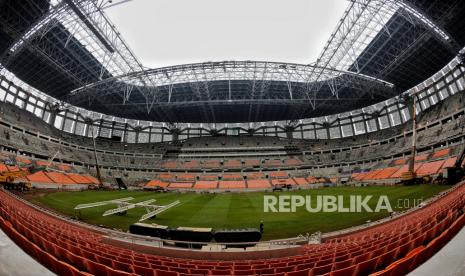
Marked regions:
[247,179,271,189]
[1,178,465,276]
[330,265,356,276]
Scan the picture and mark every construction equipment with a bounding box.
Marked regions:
[0,168,32,191]
[0,158,48,191]
[441,143,465,185]
[401,91,421,185]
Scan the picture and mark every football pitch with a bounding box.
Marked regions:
[30,185,449,240]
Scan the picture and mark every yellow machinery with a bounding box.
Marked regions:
[0,169,32,191]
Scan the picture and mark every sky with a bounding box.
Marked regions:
[105,0,348,69]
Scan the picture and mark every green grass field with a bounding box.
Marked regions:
[30,185,448,240]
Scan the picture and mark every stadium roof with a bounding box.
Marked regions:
[1,0,464,123]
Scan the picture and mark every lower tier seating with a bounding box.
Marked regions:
[1,183,464,276]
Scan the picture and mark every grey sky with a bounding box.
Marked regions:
[106,0,348,68]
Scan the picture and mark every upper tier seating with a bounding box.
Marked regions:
[1,89,465,187]
[431,148,451,159]
[269,171,289,179]
[224,160,242,169]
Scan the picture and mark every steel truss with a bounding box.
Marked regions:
[65,61,397,112]
[1,0,461,124]
[302,0,460,116]
[0,0,145,87]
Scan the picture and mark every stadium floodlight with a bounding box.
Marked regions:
[74,198,180,222]
[74,197,134,209]
[139,200,181,222]
[102,199,157,216]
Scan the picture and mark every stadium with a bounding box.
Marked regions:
[1,0,465,275]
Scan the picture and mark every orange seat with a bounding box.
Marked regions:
[442,156,457,168]
[46,172,76,184]
[193,181,218,189]
[177,174,196,181]
[292,178,308,185]
[26,171,53,183]
[246,172,266,180]
[247,179,271,189]
[271,178,296,186]
[223,160,242,168]
[269,171,288,179]
[244,159,261,167]
[330,265,356,276]
[169,182,193,189]
[222,173,243,180]
[145,179,169,188]
[431,148,450,159]
[283,158,303,166]
[218,180,246,189]
[203,160,221,169]
[66,173,94,184]
[83,175,100,184]
[416,160,445,176]
[159,173,175,181]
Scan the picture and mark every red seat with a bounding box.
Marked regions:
[375,249,398,271]
[108,268,135,276]
[234,265,252,270]
[285,269,311,276]
[275,266,294,273]
[407,246,428,272]
[330,265,356,276]
[354,257,377,276]
[386,256,416,276]
[179,264,196,269]
[156,269,179,276]
[332,259,353,271]
[85,259,109,275]
[189,268,209,275]
[233,269,254,275]
[55,260,80,276]
[312,263,332,275]
[210,269,231,275]
[134,260,152,269]
[37,250,59,274]
[112,260,134,273]
[67,253,88,272]
[255,268,275,275]
[134,265,155,276]
[295,263,313,271]
[252,264,269,269]
[81,249,98,262]
[96,255,114,267]
[170,267,189,274]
